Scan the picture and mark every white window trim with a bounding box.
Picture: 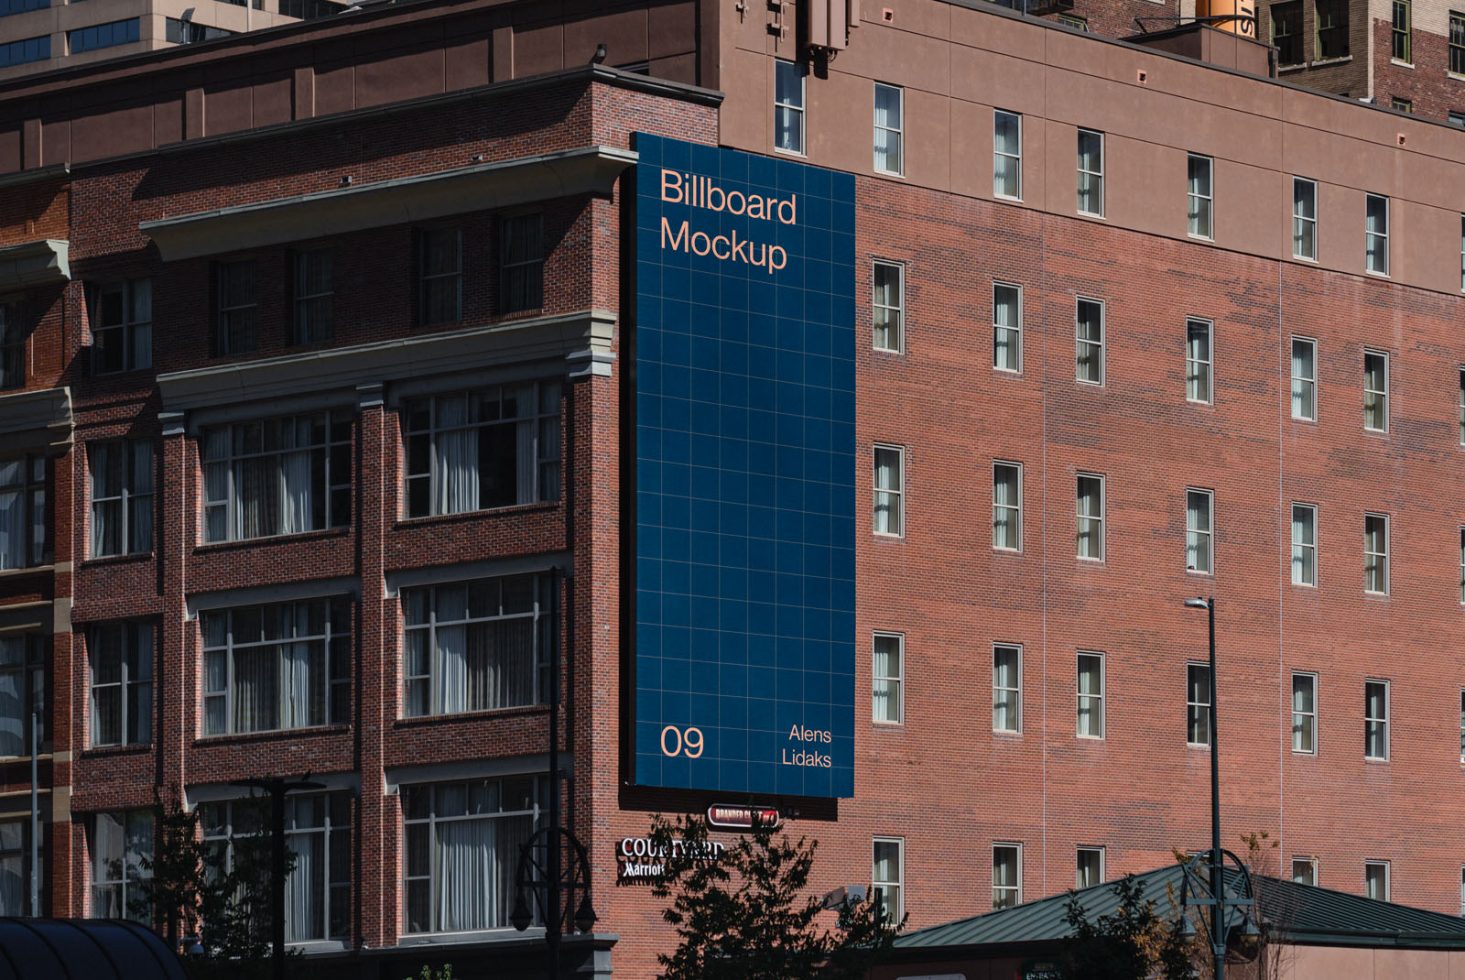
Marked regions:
[1365,194,1390,277]
[1363,349,1389,433]
[1458,368,1465,446]
[1185,317,1213,404]
[1075,297,1105,386]
[993,461,1023,553]
[1077,651,1106,740]
[1364,513,1390,596]
[1458,213,1464,292]
[1292,671,1318,755]
[993,643,1023,734]
[872,631,905,726]
[872,836,905,922]
[1186,488,1214,576]
[1076,473,1106,562]
[1292,856,1319,885]
[1292,336,1318,422]
[873,82,904,177]
[1077,846,1106,888]
[872,260,906,354]
[773,58,805,156]
[1077,128,1105,218]
[1458,688,1465,764]
[993,281,1023,374]
[992,842,1023,908]
[1364,859,1391,900]
[1292,502,1318,588]
[873,444,905,539]
[1187,661,1212,748]
[1187,153,1214,241]
[1365,678,1390,761]
[1459,526,1465,605]
[994,109,1023,202]
[1293,177,1318,262]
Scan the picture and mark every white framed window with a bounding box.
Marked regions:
[1075,298,1104,385]
[873,445,904,537]
[1186,489,1214,575]
[872,261,904,353]
[1077,652,1105,739]
[993,282,1022,373]
[1458,369,1465,445]
[1187,662,1212,747]
[1460,867,1465,914]
[873,82,904,176]
[1363,350,1388,432]
[992,843,1022,909]
[1364,513,1389,595]
[1458,689,1464,763]
[89,621,152,748]
[1077,473,1105,561]
[202,412,351,542]
[1291,337,1317,421]
[1459,215,1464,291]
[1365,679,1389,760]
[1293,178,1317,260]
[1292,857,1318,886]
[1292,504,1317,587]
[1186,318,1212,404]
[873,632,904,725]
[1365,194,1389,275]
[1364,860,1390,900]
[993,462,1022,551]
[90,810,152,922]
[994,110,1022,200]
[1292,672,1317,754]
[1187,154,1213,239]
[993,644,1021,733]
[403,777,541,934]
[1076,847,1105,889]
[873,837,904,923]
[774,59,805,154]
[402,573,552,718]
[1077,129,1104,217]
[1460,528,1465,604]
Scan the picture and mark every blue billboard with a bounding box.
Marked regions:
[629,134,856,799]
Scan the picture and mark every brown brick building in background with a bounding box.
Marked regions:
[2,0,1465,976]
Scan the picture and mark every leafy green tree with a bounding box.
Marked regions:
[1060,874,1195,980]
[132,794,207,950]
[648,813,902,980]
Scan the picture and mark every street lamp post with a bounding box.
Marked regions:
[1184,595,1223,980]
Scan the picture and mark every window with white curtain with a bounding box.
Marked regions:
[1076,474,1104,561]
[994,110,1022,200]
[994,282,1021,373]
[872,632,903,725]
[1458,690,1464,762]
[992,844,1021,909]
[1364,513,1389,595]
[404,776,543,934]
[1458,370,1464,445]
[418,227,463,325]
[1292,504,1317,587]
[1459,215,1464,291]
[0,299,27,391]
[0,634,44,758]
[215,259,258,355]
[872,261,904,353]
[0,819,35,915]
[1459,528,1465,604]
[0,455,46,570]
[499,213,544,314]
[201,598,351,736]
[89,439,153,558]
[1077,652,1104,738]
[774,59,805,154]
[402,573,550,718]
[90,278,151,374]
[404,384,561,518]
[1292,857,1317,886]
[201,793,350,942]
[1291,337,1316,421]
[1077,847,1104,889]
[1293,178,1317,260]
[872,837,903,924]
[1075,298,1104,385]
[90,809,152,922]
[1077,129,1104,217]
[873,83,903,176]
[1186,489,1213,574]
[1187,154,1213,239]
[1365,680,1389,760]
[1365,860,1389,900]
[1363,350,1388,432]
[993,462,1021,551]
[291,250,333,346]
[1292,672,1316,754]
[873,445,904,537]
[1365,194,1389,275]
[993,644,1021,733]
[1187,662,1212,747]
[202,412,351,543]
[1186,319,1212,404]
[89,621,151,748]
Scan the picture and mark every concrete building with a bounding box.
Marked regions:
[2,0,1465,976]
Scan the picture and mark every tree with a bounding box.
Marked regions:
[648,813,902,980]
[133,793,208,950]
[1060,874,1195,980]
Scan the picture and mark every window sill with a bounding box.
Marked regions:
[1187,233,1214,243]
[872,346,905,356]
[398,927,543,947]
[80,552,154,569]
[1364,756,1390,764]
[396,500,560,530]
[1292,254,1318,265]
[1077,734,1105,742]
[993,547,1024,556]
[195,526,351,554]
[873,532,905,542]
[288,940,349,955]
[1364,270,1391,280]
[994,193,1024,204]
[1186,743,1212,751]
[873,168,907,180]
[1276,63,1308,73]
[872,720,905,731]
[773,146,807,159]
[395,704,546,727]
[993,367,1023,377]
[1076,210,1106,221]
[1310,55,1352,67]
[1390,59,1414,69]
[194,724,350,747]
[79,743,152,759]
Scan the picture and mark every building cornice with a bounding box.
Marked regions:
[0,239,70,290]
[0,385,72,453]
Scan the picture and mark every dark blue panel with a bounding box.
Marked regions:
[632,134,855,798]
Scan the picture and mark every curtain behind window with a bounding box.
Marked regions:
[435,399,479,515]
[286,831,321,942]
[436,819,493,932]
[0,488,19,570]
[0,823,21,915]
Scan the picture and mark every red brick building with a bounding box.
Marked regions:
[1,0,1465,976]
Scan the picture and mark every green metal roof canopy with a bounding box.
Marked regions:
[0,919,188,979]
[896,865,1465,953]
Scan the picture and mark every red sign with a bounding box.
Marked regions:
[707,805,782,830]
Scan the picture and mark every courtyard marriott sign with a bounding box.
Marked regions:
[616,834,726,882]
